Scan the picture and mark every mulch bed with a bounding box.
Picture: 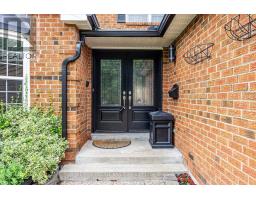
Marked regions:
[176,173,196,185]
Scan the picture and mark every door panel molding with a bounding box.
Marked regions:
[100,110,123,121]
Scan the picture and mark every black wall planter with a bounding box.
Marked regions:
[183,43,214,65]
[224,14,256,41]
[168,84,179,100]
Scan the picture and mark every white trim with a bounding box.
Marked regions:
[148,15,152,22]
[0,31,30,107]
[0,76,23,80]
[22,39,30,107]
[60,14,91,30]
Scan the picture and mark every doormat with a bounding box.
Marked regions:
[92,139,131,149]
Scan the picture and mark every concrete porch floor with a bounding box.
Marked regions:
[59,133,188,185]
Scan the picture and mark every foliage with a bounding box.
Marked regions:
[0,106,62,140]
[176,173,195,185]
[0,105,67,184]
[0,162,26,185]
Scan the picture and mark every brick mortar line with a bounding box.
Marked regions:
[168,103,256,113]
[167,97,256,103]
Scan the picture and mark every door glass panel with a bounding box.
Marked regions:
[101,59,121,106]
[133,60,154,106]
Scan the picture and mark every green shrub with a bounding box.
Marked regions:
[0,105,67,184]
[0,162,26,185]
[0,106,62,140]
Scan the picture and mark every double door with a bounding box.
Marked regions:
[93,50,162,132]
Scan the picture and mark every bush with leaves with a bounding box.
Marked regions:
[0,162,26,185]
[0,105,67,184]
[0,106,62,140]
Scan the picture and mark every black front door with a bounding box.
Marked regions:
[93,50,162,132]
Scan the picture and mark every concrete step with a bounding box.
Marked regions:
[61,179,179,185]
[76,139,183,164]
[59,163,187,183]
[60,133,187,185]
[76,155,183,164]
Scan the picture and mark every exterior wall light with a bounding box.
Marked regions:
[169,44,176,63]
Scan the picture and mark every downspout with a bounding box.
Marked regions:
[61,41,83,139]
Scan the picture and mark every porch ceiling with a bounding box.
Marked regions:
[85,14,196,49]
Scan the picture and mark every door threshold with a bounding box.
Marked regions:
[93,132,149,134]
[93,131,149,134]
[91,132,150,140]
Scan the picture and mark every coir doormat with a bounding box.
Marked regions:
[92,139,131,149]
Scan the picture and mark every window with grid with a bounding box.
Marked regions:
[0,37,24,105]
[126,14,164,23]
[151,14,165,22]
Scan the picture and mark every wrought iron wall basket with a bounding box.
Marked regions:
[183,43,214,65]
[224,14,256,41]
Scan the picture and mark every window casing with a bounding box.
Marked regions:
[126,14,164,23]
[0,35,29,107]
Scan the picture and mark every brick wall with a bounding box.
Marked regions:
[163,14,256,184]
[65,45,92,162]
[96,14,159,30]
[30,14,79,111]
[30,14,92,162]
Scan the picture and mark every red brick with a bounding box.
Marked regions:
[249,82,256,91]
[238,73,256,82]
[243,165,256,179]
[242,111,256,120]
[243,147,256,160]
[229,141,243,152]
[233,83,248,91]
[233,135,249,146]
[234,65,249,74]
[234,101,249,109]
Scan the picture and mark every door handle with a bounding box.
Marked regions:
[123,91,126,108]
[120,91,126,112]
[128,91,132,110]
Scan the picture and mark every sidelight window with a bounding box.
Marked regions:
[100,59,121,106]
[133,59,154,106]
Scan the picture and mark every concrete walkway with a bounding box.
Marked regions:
[59,133,188,185]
